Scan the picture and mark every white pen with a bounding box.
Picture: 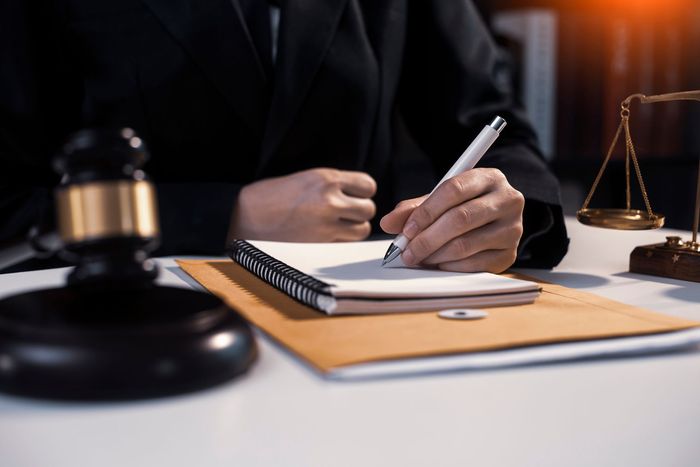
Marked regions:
[381,116,507,267]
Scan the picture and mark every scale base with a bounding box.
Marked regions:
[0,285,257,401]
[630,241,700,283]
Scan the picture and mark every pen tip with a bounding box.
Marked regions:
[383,243,398,261]
[382,244,401,267]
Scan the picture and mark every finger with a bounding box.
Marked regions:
[422,219,523,265]
[436,249,518,274]
[402,169,502,240]
[403,190,505,266]
[379,196,428,234]
[335,195,376,222]
[333,220,372,242]
[336,171,377,198]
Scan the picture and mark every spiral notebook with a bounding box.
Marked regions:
[226,240,541,315]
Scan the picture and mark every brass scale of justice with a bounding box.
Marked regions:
[577,90,700,282]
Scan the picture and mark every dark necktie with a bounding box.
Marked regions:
[238,0,274,76]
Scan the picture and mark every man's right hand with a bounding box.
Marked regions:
[228,168,377,242]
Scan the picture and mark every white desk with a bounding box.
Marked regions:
[1,218,699,467]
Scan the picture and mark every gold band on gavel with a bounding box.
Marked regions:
[56,180,159,243]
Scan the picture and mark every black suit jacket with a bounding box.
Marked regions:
[0,0,568,268]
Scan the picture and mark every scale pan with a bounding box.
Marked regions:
[576,208,665,230]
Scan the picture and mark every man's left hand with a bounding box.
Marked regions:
[380,168,524,273]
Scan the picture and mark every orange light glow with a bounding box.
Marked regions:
[580,0,690,16]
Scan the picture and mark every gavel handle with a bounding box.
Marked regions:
[0,229,61,271]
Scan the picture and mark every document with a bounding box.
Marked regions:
[178,258,700,378]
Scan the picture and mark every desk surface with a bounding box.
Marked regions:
[1,218,699,467]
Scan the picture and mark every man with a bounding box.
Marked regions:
[0,0,568,272]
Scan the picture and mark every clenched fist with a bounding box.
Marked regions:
[229,168,377,242]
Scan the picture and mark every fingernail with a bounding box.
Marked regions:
[403,220,419,238]
[403,249,416,265]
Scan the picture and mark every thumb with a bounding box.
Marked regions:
[380,195,428,234]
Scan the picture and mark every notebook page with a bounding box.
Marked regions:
[248,240,539,299]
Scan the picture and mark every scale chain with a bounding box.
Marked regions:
[581,101,656,220]
[581,118,625,210]
[623,117,655,217]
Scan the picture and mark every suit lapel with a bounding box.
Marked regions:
[139,0,270,133]
[257,0,349,174]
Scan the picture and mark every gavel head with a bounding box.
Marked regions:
[53,128,160,287]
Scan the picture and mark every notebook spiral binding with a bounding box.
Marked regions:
[227,240,334,312]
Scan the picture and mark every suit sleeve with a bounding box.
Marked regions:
[155,182,241,256]
[397,0,568,268]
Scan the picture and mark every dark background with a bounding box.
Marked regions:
[473,0,700,230]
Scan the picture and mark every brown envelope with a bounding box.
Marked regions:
[177,260,700,373]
